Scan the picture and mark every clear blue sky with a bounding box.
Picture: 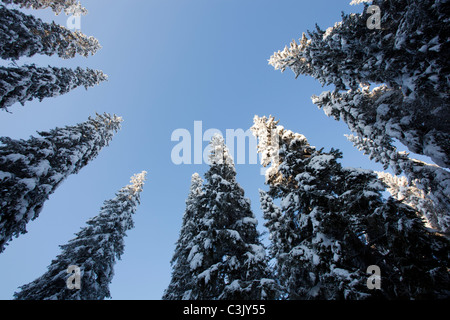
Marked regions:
[0,0,407,300]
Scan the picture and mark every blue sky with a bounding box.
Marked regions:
[0,0,401,300]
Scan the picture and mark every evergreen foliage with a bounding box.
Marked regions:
[174,134,277,300]
[0,113,122,253]
[163,173,204,300]
[1,0,87,15]
[268,0,449,168]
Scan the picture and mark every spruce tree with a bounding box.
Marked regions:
[163,173,204,300]
[0,5,99,61]
[0,64,107,111]
[187,134,277,300]
[268,0,450,169]
[258,189,291,299]
[0,113,122,253]
[1,0,87,15]
[252,115,450,299]
[13,171,147,300]
[311,86,450,169]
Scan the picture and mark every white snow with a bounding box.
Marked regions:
[0,171,12,180]
[332,267,351,279]
[226,229,242,242]
[198,263,220,284]
[5,153,25,162]
[190,253,203,270]
[30,160,51,176]
[308,154,335,170]
[19,178,36,190]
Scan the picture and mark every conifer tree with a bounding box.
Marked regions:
[0,5,99,61]
[13,171,147,300]
[187,134,277,300]
[252,115,450,299]
[163,173,204,300]
[269,0,448,99]
[268,0,449,169]
[1,0,87,15]
[258,189,290,299]
[267,0,449,239]
[0,113,123,253]
[0,64,107,111]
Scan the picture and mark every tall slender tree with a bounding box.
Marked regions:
[163,173,204,300]
[311,86,449,169]
[13,171,147,300]
[187,134,277,300]
[0,64,107,111]
[252,115,449,299]
[0,113,123,253]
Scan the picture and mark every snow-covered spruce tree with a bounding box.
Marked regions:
[0,5,99,60]
[310,88,449,233]
[1,0,87,15]
[13,171,147,300]
[163,173,204,300]
[0,64,107,112]
[187,134,277,300]
[252,115,450,299]
[253,116,370,299]
[347,134,450,234]
[0,113,122,253]
[268,0,450,169]
[269,0,449,99]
